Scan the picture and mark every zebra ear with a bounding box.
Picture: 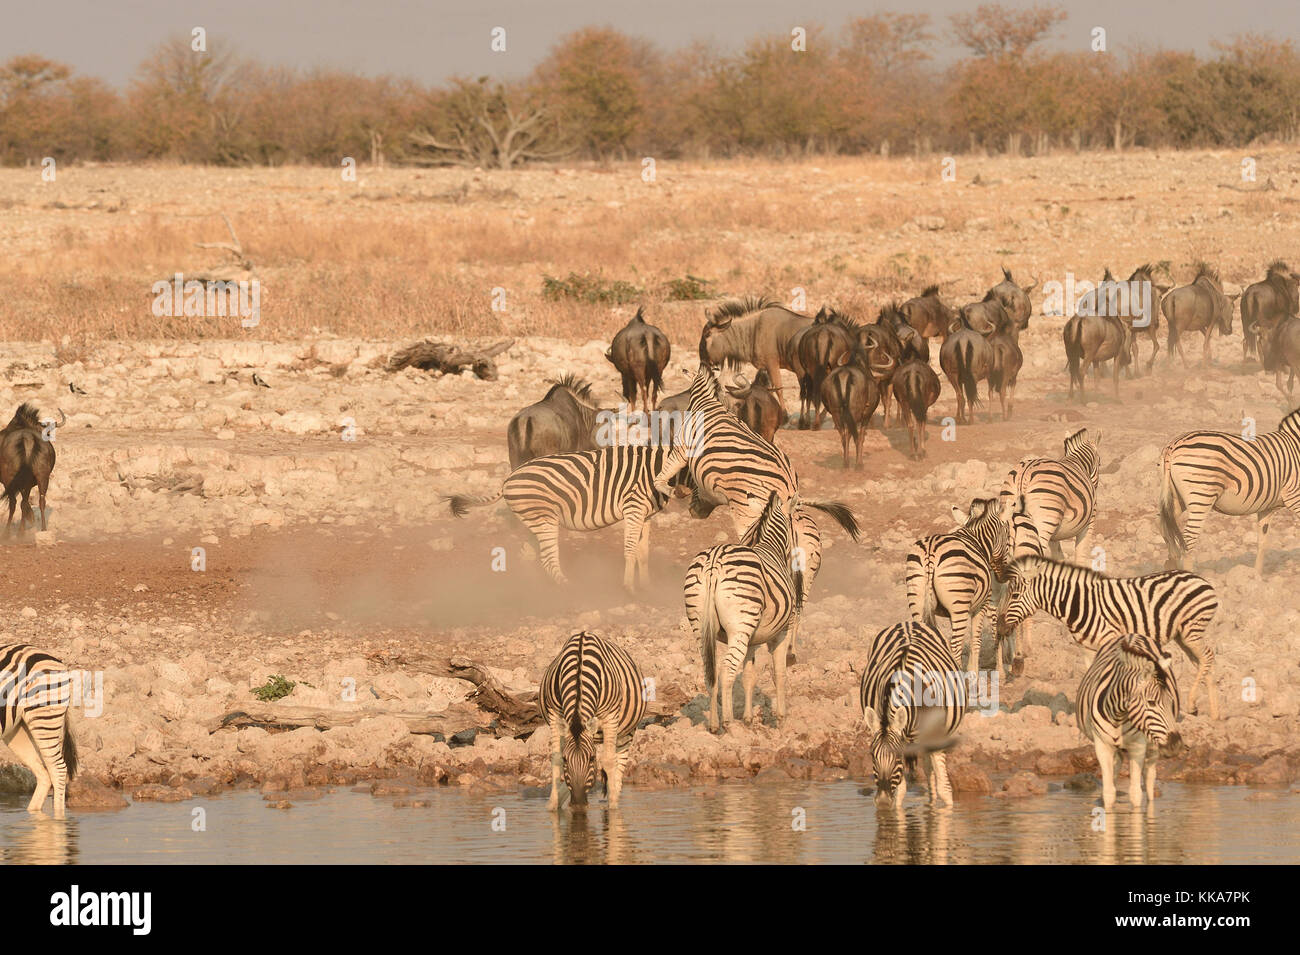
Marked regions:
[951,505,968,524]
[863,707,881,734]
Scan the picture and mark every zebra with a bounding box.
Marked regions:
[538,631,646,809]
[0,644,79,819]
[685,489,800,732]
[905,497,1009,675]
[860,620,966,808]
[1159,408,1300,576]
[447,445,692,591]
[1077,632,1184,809]
[999,428,1100,562]
[652,365,801,538]
[994,554,1221,720]
[996,501,1047,677]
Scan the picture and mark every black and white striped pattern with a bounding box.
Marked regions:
[0,644,78,818]
[448,445,684,591]
[999,428,1100,561]
[653,366,800,537]
[906,498,1010,674]
[995,503,1048,673]
[685,490,799,731]
[1078,632,1183,809]
[859,621,966,808]
[538,631,646,809]
[1159,408,1300,576]
[995,554,1220,719]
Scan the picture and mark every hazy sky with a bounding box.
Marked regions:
[3,0,1295,87]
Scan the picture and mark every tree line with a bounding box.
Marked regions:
[3,4,1298,169]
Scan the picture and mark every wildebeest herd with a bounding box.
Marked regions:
[445,259,1300,813]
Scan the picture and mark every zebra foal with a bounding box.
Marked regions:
[685,490,800,732]
[1078,633,1184,809]
[0,644,79,819]
[1159,408,1300,575]
[538,631,646,809]
[995,555,1220,719]
[860,621,966,808]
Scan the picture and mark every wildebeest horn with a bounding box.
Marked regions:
[1022,274,1039,293]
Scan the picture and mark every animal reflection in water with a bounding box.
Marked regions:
[550,808,633,865]
[0,813,78,865]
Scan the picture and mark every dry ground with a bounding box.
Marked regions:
[0,151,1297,807]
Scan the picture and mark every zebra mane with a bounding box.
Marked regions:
[1279,408,1300,437]
[1010,553,1104,581]
[709,296,777,324]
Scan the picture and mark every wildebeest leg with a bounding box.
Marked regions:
[1147,332,1159,373]
[1202,330,1213,366]
[37,476,49,532]
[854,424,865,469]
[881,383,892,428]
[19,488,34,533]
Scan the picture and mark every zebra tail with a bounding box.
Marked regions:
[921,551,938,626]
[1157,447,1187,555]
[804,500,860,541]
[64,722,78,779]
[700,564,720,690]
[446,488,504,517]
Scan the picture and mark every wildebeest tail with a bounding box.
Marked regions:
[956,339,980,406]
[1065,318,1084,385]
[832,374,858,447]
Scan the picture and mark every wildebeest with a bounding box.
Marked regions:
[506,375,600,469]
[0,404,60,535]
[606,307,671,413]
[985,267,1037,330]
[939,319,992,425]
[1241,260,1300,360]
[1163,263,1236,366]
[1063,275,1131,400]
[958,294,1010,336]
[892,353,941,459]
[697,297,809,404]
[1120,264,1167,374]
[899,285,958,342]
[726,367,788,442]
[794,308,852,429]
[986,308,1023,420]
[821,344,882,469]
[1257,315,1300,395]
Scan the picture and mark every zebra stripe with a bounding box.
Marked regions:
[448,445,684,590]
[859,621,966,808]
[538,631,645,809]
[1159,408,1300,575]
[996,554,1220,719]
[999,428,1100,560]
[906,498,1009,674]
[685,490,798,732]
[994,504,1048,673]
[0,644,78,819]
[1077,632,1183,809]
[653,366,800,537]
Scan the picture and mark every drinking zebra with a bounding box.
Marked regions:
[999,428,1100,562]
[685,490,799,732]
[859,621,966,809]
[447,445,693,591]
[1078,632,1185,809]
[538,631,646,809]
[994,555,1220,719]
[0,644,79,819]
[998,502,1047,676]
[1159,408,1300,575]
[905,498,1009,675]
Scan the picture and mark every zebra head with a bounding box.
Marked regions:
[561,714,600,807]
[1120,633,1184,756]
[863,703,908,809]
[1063,428,1101,486]
[995,555,1046,642]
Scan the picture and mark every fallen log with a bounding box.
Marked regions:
[207,703,488,738]
[384,339,513,379]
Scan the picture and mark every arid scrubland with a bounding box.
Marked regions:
[0,149,1298,808]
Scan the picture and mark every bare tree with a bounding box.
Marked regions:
[410,78,572,169]
[950,3,1067,59]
